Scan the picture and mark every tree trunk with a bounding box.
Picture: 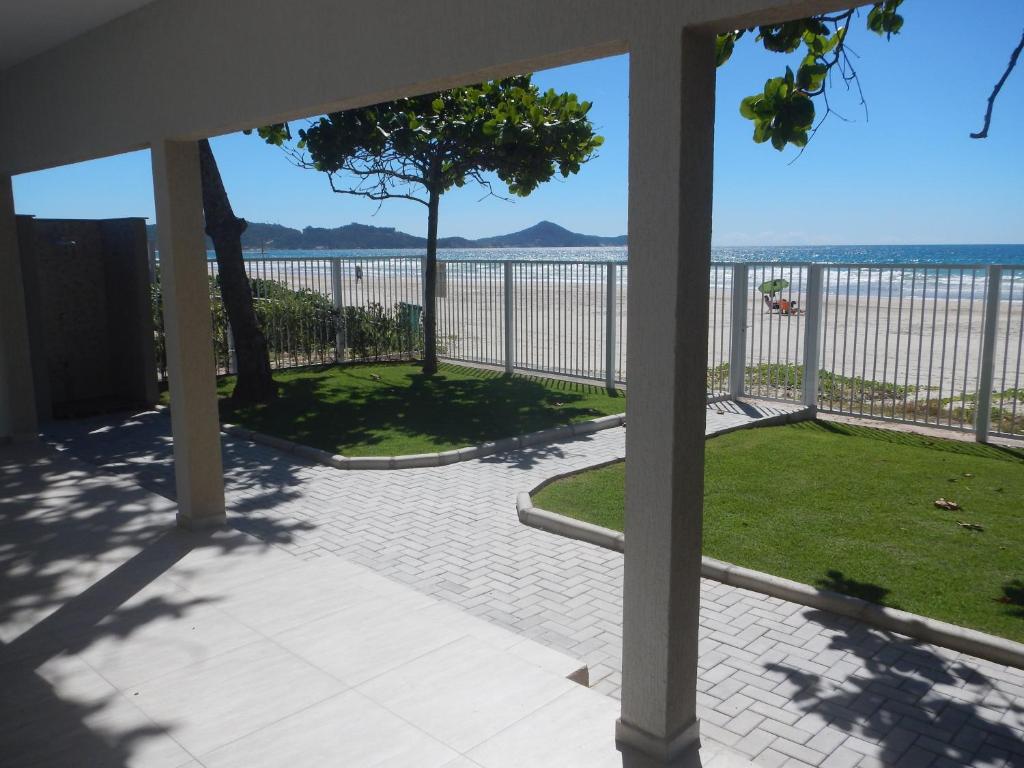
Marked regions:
[422,180,440,376]
[197,139,276,404]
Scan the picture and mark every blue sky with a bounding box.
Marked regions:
[11,0,1024,245]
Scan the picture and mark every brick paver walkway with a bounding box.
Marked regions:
[44,402,1024,768]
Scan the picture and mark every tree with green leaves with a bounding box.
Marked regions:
[259,76,603,375]
[717,0,1022,151]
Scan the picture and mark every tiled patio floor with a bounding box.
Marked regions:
[1,441,766,767]
[35,400,1024,767]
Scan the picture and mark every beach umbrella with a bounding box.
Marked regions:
[758,278,789,296]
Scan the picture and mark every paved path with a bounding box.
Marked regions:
[3,442,655,768]
[44,401,1024,768]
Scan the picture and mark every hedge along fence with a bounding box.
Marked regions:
[151,272,424,380]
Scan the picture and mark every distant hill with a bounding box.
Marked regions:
[299,223,419,249]
[146,219,625,250]
[241,222,306,249]
[471,221,626,248]
[145,221,307,250]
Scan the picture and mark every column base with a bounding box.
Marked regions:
[616,718,701,768]
[176,510,227,531]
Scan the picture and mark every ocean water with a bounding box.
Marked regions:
[210,243,1024,301]
[235,243,1024,266]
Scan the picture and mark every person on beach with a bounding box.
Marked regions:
[355,265,363,281]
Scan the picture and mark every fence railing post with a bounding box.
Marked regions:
[728,264,748,397]
[504,261,514,375]
[422,256,429,314]
[976,265,1002,442]
[437,261,447,299]
[605,263,617,390]
[802,265,824,410]
[331,258,345,363]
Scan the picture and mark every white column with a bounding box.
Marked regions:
[618,27,716,768]
[0,176,38,441]
[150,140,226,529]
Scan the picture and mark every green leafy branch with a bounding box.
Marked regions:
[718,1,905,152]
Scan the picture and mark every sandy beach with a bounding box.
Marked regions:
[208,258,1023,428]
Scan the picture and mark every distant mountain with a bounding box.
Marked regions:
[145,221,307,251]
[240,222,306,249]
[146,219,625,250]
[471,221,626,248]
[300,223,424,249]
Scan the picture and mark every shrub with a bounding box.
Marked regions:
[341,302,423,361]
[151,273,423,375]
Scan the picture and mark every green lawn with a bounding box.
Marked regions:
[533,421,1024,642]
[211,362,624,456]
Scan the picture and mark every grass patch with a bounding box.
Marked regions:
[211,362,624,456]
[533,421,1024,642]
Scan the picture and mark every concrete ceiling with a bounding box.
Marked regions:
[1,0,156,70]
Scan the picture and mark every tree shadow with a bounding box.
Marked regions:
[811,419,1024,463]
[998,580,1024,620]
[723,399,806,420]
[0,675,171,768]
[217,363,623,456]
[764,609,1024,766]
[0,439,313,766]
[477,441,573,470]
[816,569,899,609]
[44,407,308,518]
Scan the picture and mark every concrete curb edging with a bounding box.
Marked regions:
[517,492,625,552]
[505,403,803,484]
[154,405,625,470]
[230,413,625,469]
[516,488,1024,671]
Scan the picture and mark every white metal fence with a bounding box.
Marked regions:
[152,255,1024,441]
[727,263,1022,441]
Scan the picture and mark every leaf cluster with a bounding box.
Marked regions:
[258,76,603,205]
[718,1,904,152]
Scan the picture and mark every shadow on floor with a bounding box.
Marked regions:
[765,609,1024,766]
[43,407,310,518]
[815,569,897,608]
[478,441,574,470]
[0,439,313,766]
